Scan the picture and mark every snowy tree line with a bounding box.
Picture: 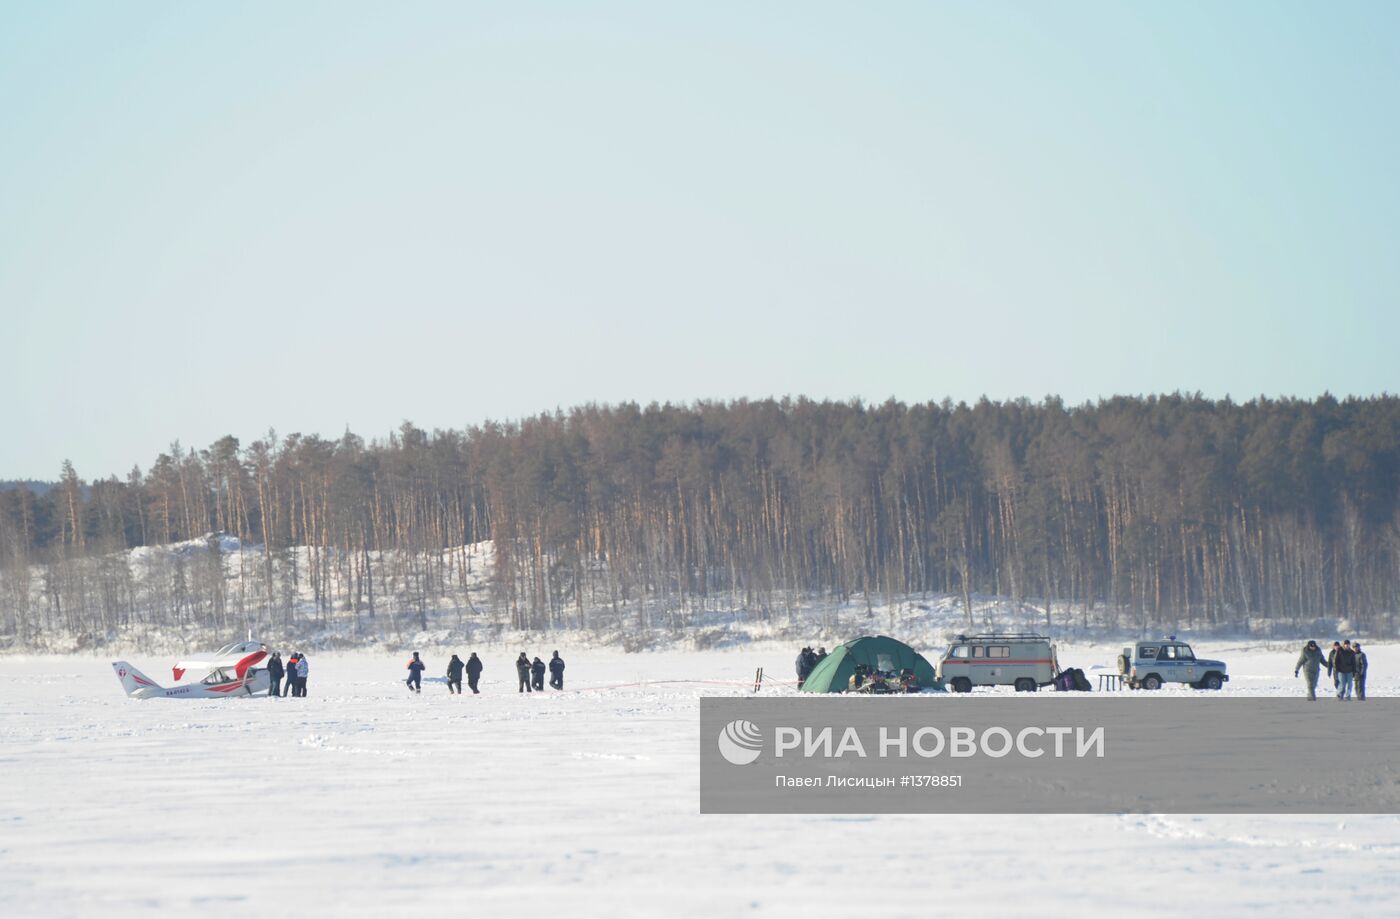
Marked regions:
[2,394,1399,646]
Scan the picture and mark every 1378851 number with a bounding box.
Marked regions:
[910,775,962,788]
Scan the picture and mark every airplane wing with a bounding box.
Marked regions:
[173,642,268,681]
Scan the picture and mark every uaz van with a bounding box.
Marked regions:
[1118,639,1228,690]
[936,634,1058,693]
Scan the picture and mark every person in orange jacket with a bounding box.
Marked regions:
[285,653,300,697]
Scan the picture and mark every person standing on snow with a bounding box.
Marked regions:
[796,647,815,689]
[1354,643,1368,701]
[466,652,483,694]
[531,656,546,691]
[295,653,309,697]
[548,651,565,690]
[267,652,284,698]
[516,653,532,693]
[1333,640,1357,700]
[284,653,299,696]
[446,654,464,694]
[1294,640,1325,701]
[1326,641,1342,688]
[406,651,425,693]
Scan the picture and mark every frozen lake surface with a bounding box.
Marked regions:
[3,641,1399,917]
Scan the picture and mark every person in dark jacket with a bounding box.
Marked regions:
[531,656,546,691]
[294,653,309,697]
[795,647,816,689]
[466,652,483,693]
[815,647,828,662]
[1294,640,1325,701]
[406,651,425,693]
[516,653,532,693]
[1326,641,1341,687]
[267,652,284,698]
[1333,641,1357,700]
[548,651,565,690]
[446,654,464,694]
[285,654,300,697]
[1354,643,1368,701]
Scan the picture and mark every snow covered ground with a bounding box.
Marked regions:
[3,641,1399,918]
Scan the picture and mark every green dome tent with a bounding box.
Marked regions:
[799,635,944,693]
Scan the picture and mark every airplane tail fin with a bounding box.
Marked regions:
[112,661,161,697]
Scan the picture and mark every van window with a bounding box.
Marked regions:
[1174,644,1195,661]
[972,646,986,658]
[1138,645,1158,659]
[949,646,969,659]
[988,646,1010,658]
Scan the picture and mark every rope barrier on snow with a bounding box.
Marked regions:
[564,674,804,693]
[571,678,768,693]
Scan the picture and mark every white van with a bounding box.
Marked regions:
[936,634,1058,693]
[1119,639,1229,690]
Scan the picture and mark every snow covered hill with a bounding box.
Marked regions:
[1,535,1383,658]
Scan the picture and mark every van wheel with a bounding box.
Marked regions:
[1200,672,1223,690]
[1142,674,1162,691]
[1014,678,1035,693]
[952,678,972,694]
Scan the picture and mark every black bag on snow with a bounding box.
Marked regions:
[1054,667,1092,691]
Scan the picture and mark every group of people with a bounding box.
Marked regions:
[794,645,828,689]
[400,650,566,694]
[266,651,309,697]
[404,651,485,694]
[515,652,565,692]
[1294,639,1369,700]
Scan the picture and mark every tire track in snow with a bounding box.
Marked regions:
[1120,814,1400,853]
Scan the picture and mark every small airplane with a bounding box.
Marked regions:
[112,660,271,699]
[112,635,275,699]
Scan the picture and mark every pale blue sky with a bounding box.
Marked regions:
[2,1,1396,480]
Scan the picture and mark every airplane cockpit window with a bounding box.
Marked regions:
[201,669,235,685]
